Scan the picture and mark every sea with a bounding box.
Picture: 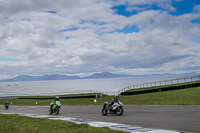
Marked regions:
[0,74,199,97]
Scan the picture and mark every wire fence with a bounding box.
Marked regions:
[118,76,200,94]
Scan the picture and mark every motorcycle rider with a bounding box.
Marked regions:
[109,94,120,109]
[51,96,60,110]
[5,102,9,109]
[53,96,60,103]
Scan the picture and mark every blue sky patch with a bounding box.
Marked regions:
[47,11,57,14]
[190,37,200,43]
[0,58,22,62]
[65,37,71,40]
[192,19,200,24]
[114,25,139,33]
[112,4,160,17]
[112,5,136,17]
[105,25,140,34]
[171,0,200,16]
[58,28,78,32]
[79,19,107,25]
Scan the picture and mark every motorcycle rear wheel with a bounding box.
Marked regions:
[102,108,108,115]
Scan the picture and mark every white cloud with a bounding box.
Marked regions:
[0,0,200,78]
[125,0,176,12]
[193,4,200,13]
[56,56,83,67]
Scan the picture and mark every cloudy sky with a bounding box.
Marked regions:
[0,0,200,79]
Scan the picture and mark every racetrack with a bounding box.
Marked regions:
[0,105,200,132]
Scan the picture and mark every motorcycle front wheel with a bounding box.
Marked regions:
[49,106,53,115]
[55,107,59,115]
[116,107,124,116]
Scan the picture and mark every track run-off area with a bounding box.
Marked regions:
[1,105,200,133]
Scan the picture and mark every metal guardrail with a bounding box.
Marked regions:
[118,76,200,94]
[0,97,19,100]
[0,90,107,99]
[62,90,108,95]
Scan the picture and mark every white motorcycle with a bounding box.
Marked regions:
[102,100,124,116]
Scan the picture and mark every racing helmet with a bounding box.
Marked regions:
[55,96,59,100]
[114,94,119,99]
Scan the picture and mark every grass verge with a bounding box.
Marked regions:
[1,87,200,106]
[121,86,200,105]
[124,80,200,93]
[0,114,124,133]
[0,94,113,106]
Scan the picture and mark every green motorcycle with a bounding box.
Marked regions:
[49,101,61,115]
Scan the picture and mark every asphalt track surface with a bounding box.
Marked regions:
[1,105,200,132]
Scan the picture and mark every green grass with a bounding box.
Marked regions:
[121,86,200,105]
[1,86,200,106]
[0,94,113,106]
[1,87,200,132]
[1,82,199,133]
[0,114,124,133]
[124,80,200,93]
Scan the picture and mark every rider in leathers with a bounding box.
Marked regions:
[51,96,60,110]
[109,94,119,110]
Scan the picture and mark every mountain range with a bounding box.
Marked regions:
[0,72,132,82]
[0,71,199,82]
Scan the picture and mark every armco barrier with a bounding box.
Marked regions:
[121,82,200,95]
[0,95,102,100]
[0,97,19,100]
[118,76,200,94]
[19,94,102,99]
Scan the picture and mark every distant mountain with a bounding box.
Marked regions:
[0,72,131,82]
[84,72,131,79]
[0,74,80,82]
[0,71,199,82]
[40,74,80,80]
